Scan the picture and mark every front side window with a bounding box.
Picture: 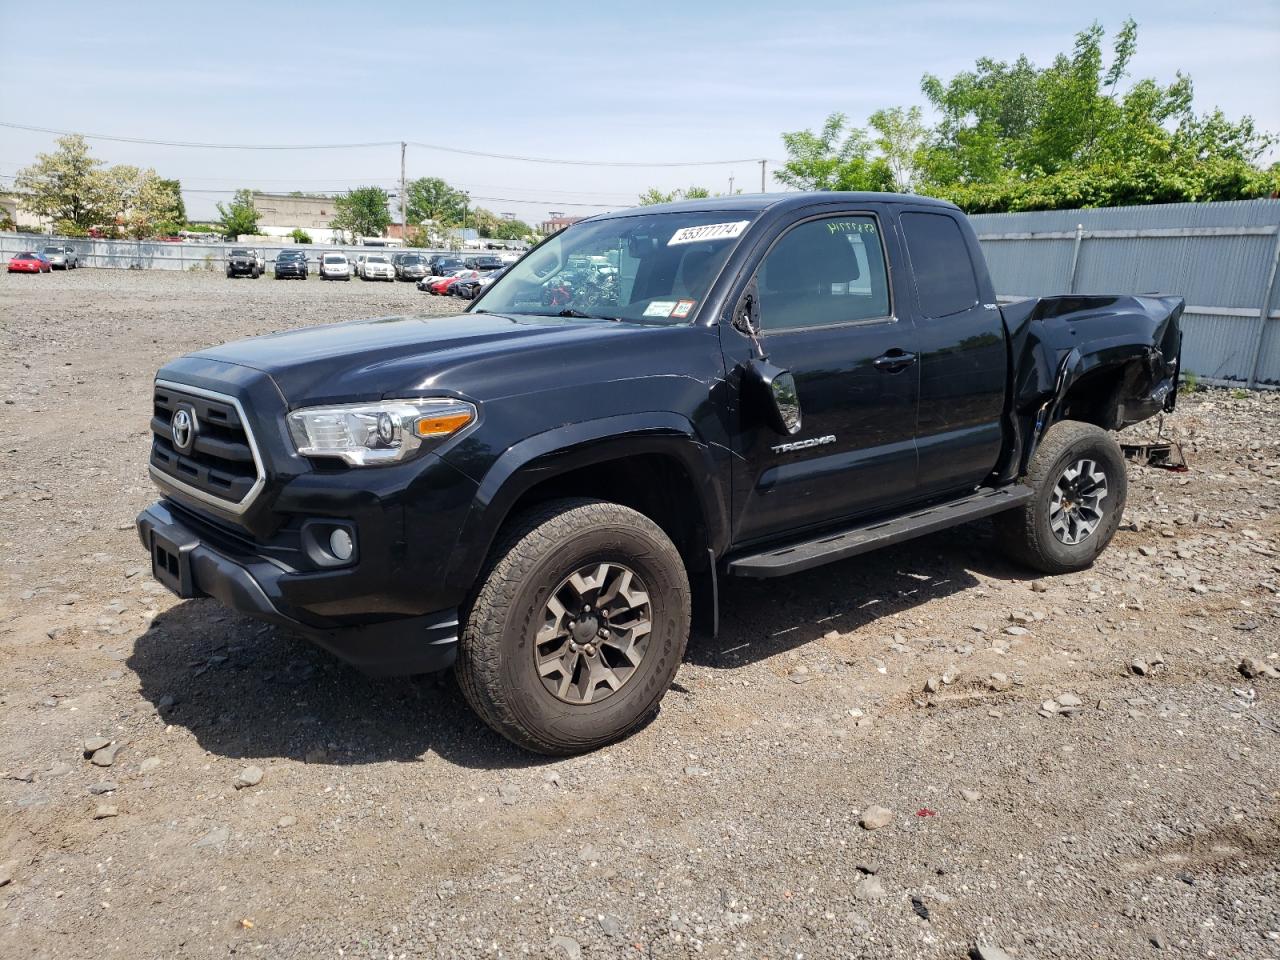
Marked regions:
[757,215,891,331]
[477,211,756,322]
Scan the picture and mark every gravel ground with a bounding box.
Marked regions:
[0,268,1277,960]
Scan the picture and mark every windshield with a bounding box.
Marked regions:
[367,256,389,264]
[230,249,251,256]
[401,255,424,264]
[475,211,753,322]
[42,247,60,254]
[323,254,346,263]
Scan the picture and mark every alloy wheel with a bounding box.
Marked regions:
[1049,458,1109,545]
[534,561,652,705]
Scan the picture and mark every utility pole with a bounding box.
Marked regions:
[399,141,407,240]
[759,159,766,193]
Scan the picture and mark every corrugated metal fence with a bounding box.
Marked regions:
[969,199,1280,388]
[6,198,1280,386]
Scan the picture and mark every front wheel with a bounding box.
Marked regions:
[994,420,1128,574]
[457,498,690,755]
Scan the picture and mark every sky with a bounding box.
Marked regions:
[1,0,1276,225]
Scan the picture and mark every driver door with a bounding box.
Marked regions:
[726,212,921,545]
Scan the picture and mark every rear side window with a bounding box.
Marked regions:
[757,215,891,331]
[900,212,979,319]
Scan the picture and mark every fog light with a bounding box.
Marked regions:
[329,528,354,561]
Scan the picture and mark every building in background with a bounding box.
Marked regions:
[0,192,49,231]
[538,215,584,235]
[250,192,345,243]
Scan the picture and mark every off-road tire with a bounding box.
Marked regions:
[995,419,1127,574]
[456,498,690,755]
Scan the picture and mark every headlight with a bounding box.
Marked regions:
[287,398,476,466]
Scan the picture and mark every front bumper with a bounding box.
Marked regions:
[137,500,458,675]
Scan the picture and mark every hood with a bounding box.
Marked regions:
[189,312,673,405]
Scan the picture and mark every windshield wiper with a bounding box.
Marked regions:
[556,308,619,321]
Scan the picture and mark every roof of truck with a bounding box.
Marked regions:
[587,191,960,221]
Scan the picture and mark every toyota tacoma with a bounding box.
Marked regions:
[137,193,1183,754]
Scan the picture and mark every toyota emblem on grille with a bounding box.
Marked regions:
[171,407,198,454]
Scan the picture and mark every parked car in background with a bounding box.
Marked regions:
[226,249,261,278]
[274,250,309,280]
[319,253,352,281]
[360,254,395,281]
[395,253,429,281]
[8,251,51,274]
[464,255,504,272]
[452,267,507,300]
[41,245,80,269]
[352,254,368,278]
[427,255,465,277]
[423,269,480,295]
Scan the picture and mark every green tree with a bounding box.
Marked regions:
[120,168,183,239]
[156,178,186,226]
[289,228,313,244]
[916,18,1276,210]
[215,189,261,239]
[489,216,534,241]
[468,207,533,240]
[868,107,928,192]
[331,186,392,239]
[13,134,113,232]
[406,177,468,225]
[636,186,718,205]
[638,188,679,205]
[774,113,894,192]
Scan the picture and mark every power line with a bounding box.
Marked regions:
[403,138,762,168]
[176,186,617,208]
[0,120,767,168]
[0,121,396,151]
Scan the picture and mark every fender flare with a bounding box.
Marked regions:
[442,412,729,598]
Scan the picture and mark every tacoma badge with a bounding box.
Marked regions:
[771,434,836,454]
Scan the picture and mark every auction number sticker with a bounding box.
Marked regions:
[672,299,697,318]
[643,300,678,317]
[667,220,750,246]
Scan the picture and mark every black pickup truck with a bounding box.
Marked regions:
[138,192,1182,754]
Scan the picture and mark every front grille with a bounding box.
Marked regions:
[150,381,264,513]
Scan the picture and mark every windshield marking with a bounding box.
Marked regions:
[667,220,750,246]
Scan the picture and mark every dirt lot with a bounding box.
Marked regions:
[0,268,1277,960]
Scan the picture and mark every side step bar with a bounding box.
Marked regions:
[726,484,1034,579]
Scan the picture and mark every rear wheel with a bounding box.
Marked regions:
[995,420,1127,574]
[457,498,690,755]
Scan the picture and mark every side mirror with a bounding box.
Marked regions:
[741,358,802,435]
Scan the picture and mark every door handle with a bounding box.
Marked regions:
[873,350,918,372]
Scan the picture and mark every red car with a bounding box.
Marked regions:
[8,251,52,274]
[427,269,479,295]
